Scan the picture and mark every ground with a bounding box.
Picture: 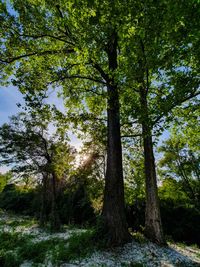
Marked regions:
[0,210,199,267]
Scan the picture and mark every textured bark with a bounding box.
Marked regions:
[140,87,165,244]
[102,31,131,246]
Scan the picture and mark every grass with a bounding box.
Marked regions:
[0,232,31,267]
[56,230,96,263]
[0,214,149,266]
[0,216,97,267]
[0,231,97,266]
[0,232,31,251]
[1,212,199,267]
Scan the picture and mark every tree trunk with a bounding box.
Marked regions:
[140,87,165,244]
[101,31,131,246]
[40,173,48,227]
[50,172,61,231]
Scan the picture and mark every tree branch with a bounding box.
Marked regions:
[16,32,74,45]
[92,62,109,83]
[51,74,106,85]
[0,48,74,64]
[154,91,200,125]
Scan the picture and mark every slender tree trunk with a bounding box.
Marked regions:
[140,87,165,244]
[50,172,60,231]
[102,31,131,246]
[40,173,48,227]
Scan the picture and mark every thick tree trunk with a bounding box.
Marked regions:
[40,173,48,227]
[102,31,131,246]
[50,172,60,231]
[140,88,165,244]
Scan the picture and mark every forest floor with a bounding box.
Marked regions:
[0,210,200,267]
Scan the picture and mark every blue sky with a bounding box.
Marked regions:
[0,85,24,125]
[0,85,22,173]
[0,85,82,173]
[0,84,169,174]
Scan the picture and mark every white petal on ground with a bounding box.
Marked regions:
[1,211,200,267]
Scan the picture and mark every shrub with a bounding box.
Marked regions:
[0,184,37,216]
[57,185,96,226]
[126,198,200,245]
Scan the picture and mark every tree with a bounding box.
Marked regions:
[1,0,199,244]
[0,0,132,245]
[0,110,75,229]
[158,106,200,208]
[119,0,200,243]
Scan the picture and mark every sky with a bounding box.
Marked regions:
[0,84,82,173]
[0,85,24,125]
[0,84,170,174]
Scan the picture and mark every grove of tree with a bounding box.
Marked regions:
[0,0,199,246]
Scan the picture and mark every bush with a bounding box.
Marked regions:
[125,198,145,232]
[126,198,200,245]
[0,184,37,216]
[160,199,200,245]
[0,182,96,228]
[57,185,96,226]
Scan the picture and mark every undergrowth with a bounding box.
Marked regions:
[0,227,97,266]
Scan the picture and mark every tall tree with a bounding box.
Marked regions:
[0,0,132,244]
[1,0,199,244]
[120,0,200,243]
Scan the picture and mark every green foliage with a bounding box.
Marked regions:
[123,145,145,205]
[160,199,200,245]
[158,179,190,204]
[0,232,31,267]
[0,224,96,266]
[19,238,65,263]
[58,183,96,225]
[0,232,30,251]
[126,179,200,245]
[0,180,96,226]
[0,184,37,215]
[0,111,75,181]
[158,124,200,208]
[0,250,21,267]
[131,232,147,244]
[0,0,199,248]
[0,172,12,192]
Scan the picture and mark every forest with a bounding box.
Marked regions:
[0,0,199,266]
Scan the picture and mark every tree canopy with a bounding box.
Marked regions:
[0,0,199,246]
